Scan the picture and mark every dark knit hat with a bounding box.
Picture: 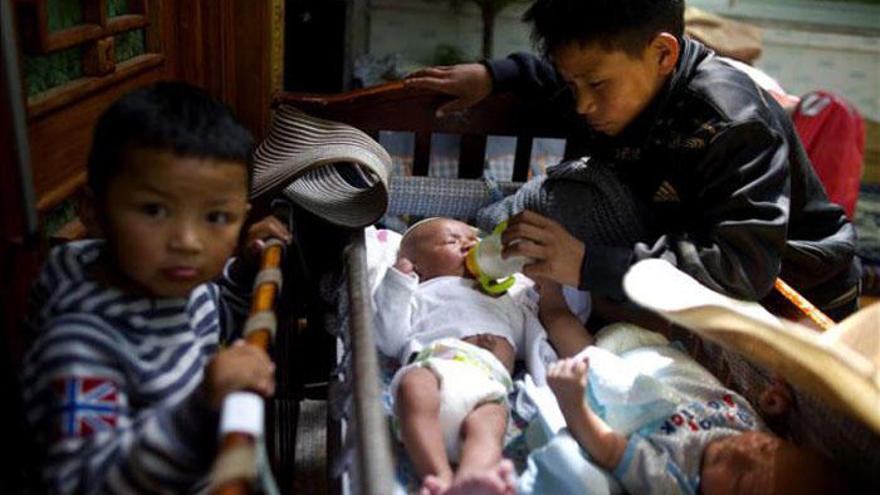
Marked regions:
[475,157,647,248]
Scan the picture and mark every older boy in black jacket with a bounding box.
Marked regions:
[407,0,860,321]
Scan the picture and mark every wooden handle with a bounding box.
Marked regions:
[211,241,285,494]
[774,278,835,331]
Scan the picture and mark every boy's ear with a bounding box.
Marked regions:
[651,33,680,76]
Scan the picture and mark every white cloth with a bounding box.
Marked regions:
[365,226,403,296]
[592,325,766,495]
[372,267,553,384]
[389,338,512,461]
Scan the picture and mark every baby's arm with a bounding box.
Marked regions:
[372,258,417,357]
[538,280,593,357]
[547,357,627,470]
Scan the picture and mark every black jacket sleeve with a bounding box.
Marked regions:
[485,53,572,103]
[633,122,790,301]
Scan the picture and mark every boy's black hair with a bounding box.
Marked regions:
[523,0,685,57]
[87,81,254,200]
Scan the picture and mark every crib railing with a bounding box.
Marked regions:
[274,81,576,181]
[344,232,395,494]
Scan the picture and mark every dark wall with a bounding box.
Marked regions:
[1,1,42,491]
[284,0,349,92]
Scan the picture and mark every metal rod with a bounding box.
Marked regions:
[344,230,394,495]
[774,278,835,331]
[1,0,39,238]
[212,241,285,495]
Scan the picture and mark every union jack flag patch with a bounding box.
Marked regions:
[51,377,120,439]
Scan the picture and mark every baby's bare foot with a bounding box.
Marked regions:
[444,459,516,495]
[420,474,451,495]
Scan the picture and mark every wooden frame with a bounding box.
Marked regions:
[15,1,285,216]
[15,0,149,54]
[275,81,573,181]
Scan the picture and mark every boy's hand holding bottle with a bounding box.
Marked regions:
[503,210,585,288]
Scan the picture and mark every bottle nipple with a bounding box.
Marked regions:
[466,220,532,294]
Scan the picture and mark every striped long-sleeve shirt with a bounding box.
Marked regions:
[22,240,252,494]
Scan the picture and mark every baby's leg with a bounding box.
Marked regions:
[457,402,507,476]
[444,402,514,494]
[395,367,454,490]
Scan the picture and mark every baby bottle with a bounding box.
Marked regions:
[466,220,533,294]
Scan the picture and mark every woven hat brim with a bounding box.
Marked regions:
[624,259,880,434]
[252,106,390,228]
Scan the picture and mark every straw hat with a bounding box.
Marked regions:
[252,106,390,228]
[623,258,880,434]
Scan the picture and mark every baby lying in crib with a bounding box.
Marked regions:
[540,282,842,495]
[373,217,549,495]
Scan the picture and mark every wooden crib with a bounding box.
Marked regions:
[263,81,879,494]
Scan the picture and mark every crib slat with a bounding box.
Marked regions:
[513,136,533,182]
[459,134,487,179]
[413,132,431,176]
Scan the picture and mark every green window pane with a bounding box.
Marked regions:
[108,0,131,17]
[47,0,84,32]
[115,29,145,63]
[42,199,78,239]
[24,45,84,97]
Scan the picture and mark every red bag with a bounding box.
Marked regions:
[792,91,865,218]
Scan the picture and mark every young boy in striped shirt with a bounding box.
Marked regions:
[22,82,291,494]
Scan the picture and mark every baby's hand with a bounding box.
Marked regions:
[394,256,415,275]
[203,341,276,409]
[241,215,293,267]
[547,357,590,413]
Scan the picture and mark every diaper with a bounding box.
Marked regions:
[390,338,514,462]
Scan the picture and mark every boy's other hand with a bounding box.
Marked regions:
[502,210,585,288]
[404,64,492,117]
[242,215,293,266]
[547,357,590,413]
[547,356,590,414]
[204,340,276,409]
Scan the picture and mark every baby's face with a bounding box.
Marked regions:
[700,431,830,495]
[97,148,249,298]
[402,219,478,281]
